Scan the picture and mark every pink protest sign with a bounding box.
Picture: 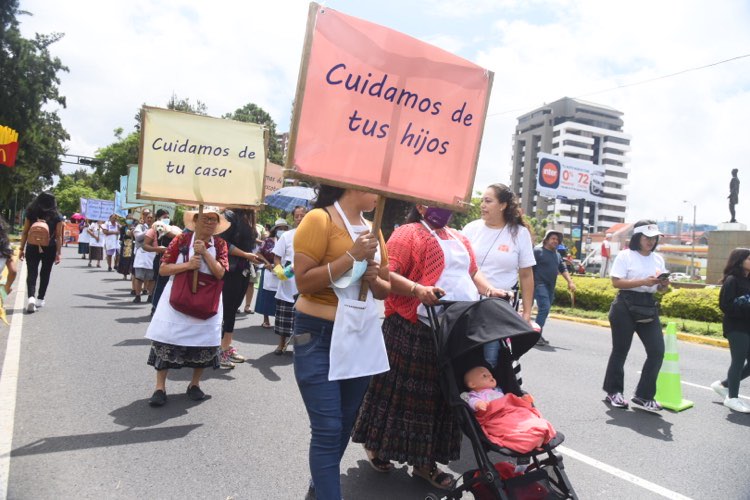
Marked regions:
[287,3,493,210]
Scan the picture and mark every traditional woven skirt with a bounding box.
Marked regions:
[147,341,220,370]
[89,246,103,260]
[77,242,89,255]
[351,314,461,467]
[274,299,295,338]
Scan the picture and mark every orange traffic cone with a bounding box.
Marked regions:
[655,322,694,412]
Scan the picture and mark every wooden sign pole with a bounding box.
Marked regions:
[192,204,203,293]
[358,196,386,301]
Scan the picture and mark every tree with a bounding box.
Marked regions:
[0,1,69,221]
[53,174,112,215]
[223,103,283,164]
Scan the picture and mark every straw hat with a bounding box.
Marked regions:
[183,207,231,235]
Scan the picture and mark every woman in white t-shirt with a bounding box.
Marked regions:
[603,220,669,413]
[87,221,104,268]
[463,183,536,367]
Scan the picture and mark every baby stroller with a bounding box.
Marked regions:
[424,298,577,500]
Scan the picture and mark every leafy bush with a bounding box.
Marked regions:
[552,276,722,322]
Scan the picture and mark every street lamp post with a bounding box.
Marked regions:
[683,200,696,278]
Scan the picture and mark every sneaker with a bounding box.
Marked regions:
[711,380,729,399]
[631,396,663,413]
[227,346,245,363]
[186,384,205,401]
[536,336,549,346]
[148,389,167,407]
[724,397,750,413]
[606,392,629,409]
[219,351,235,369]
[26,297,36,313]
[36,299,45,309]
[133,295,142,303]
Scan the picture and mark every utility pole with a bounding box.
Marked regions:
[683,200,696,278]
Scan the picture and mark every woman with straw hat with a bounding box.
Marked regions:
[144,207,230,407]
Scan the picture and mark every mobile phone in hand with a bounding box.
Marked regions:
[657,272,671,280]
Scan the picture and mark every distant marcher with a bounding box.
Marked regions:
[103,214,120,272]
[1,215,18,313]
[132,213,155,303]
[254,218,289,328]
[272,206,307,355]
[87,220,104,268]
[117,215,136,280]
[532,230,576,345]
[603,220,668,413]
[140,210,171,304]
[19,192,64,313]
[600,233,612,278]
[729,168,740,223]
[150,223,182,315]
[77,218,90,259]
[711,248,750,413]
[145,208,229,407]
[462,183,535,367]
[217,209,261,369]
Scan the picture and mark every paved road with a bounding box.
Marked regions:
[2,247,749,499]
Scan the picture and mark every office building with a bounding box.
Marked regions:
[510,97,632,236]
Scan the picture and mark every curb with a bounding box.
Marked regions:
[549,313,728,349]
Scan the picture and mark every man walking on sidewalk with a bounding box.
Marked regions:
[533,230,576,345]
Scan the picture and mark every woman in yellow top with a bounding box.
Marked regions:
[293,185,390,500]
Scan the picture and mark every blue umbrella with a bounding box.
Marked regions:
[264,186,316,212]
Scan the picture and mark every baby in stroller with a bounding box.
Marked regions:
[461,366,555,454]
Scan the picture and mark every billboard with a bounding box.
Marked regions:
[536,153,606,203]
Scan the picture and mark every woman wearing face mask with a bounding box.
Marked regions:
[352,204,509,491]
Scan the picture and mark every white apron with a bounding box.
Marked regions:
[417,221,479,324]
[145,234,223,347]
[328,201,390,381]
[133,245,156,270]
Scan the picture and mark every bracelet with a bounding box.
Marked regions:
[327,263,334,284]
[409,282,419,296]
[345,251,357,262]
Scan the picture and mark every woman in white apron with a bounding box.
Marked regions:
[292,185,390,500]
[351,205,510,490]
[144,208,230,407]
[254,218,288,327]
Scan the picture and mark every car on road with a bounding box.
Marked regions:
[669,272,691,281]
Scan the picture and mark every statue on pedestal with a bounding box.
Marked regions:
[729,168,740,223]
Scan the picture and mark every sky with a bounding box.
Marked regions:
[16,0,750,226]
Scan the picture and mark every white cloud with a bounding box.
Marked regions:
[17,0,750,226]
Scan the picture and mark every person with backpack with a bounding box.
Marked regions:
[532,230,576,346]
[18,192,64,313]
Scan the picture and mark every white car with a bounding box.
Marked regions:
[669,272,691,282]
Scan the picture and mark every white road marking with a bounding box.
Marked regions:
[637,371,749,400]
[557,445,692,499]
[0,265,26,499]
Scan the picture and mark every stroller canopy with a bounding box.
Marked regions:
[437,298,539,367]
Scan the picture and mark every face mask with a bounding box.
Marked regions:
[424,207,453,229]
[331,260,368,289]
[161,218,170,225]
[276,230,286,238]
[125,219,134,225]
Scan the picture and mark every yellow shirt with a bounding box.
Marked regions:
[294,207,388,307]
